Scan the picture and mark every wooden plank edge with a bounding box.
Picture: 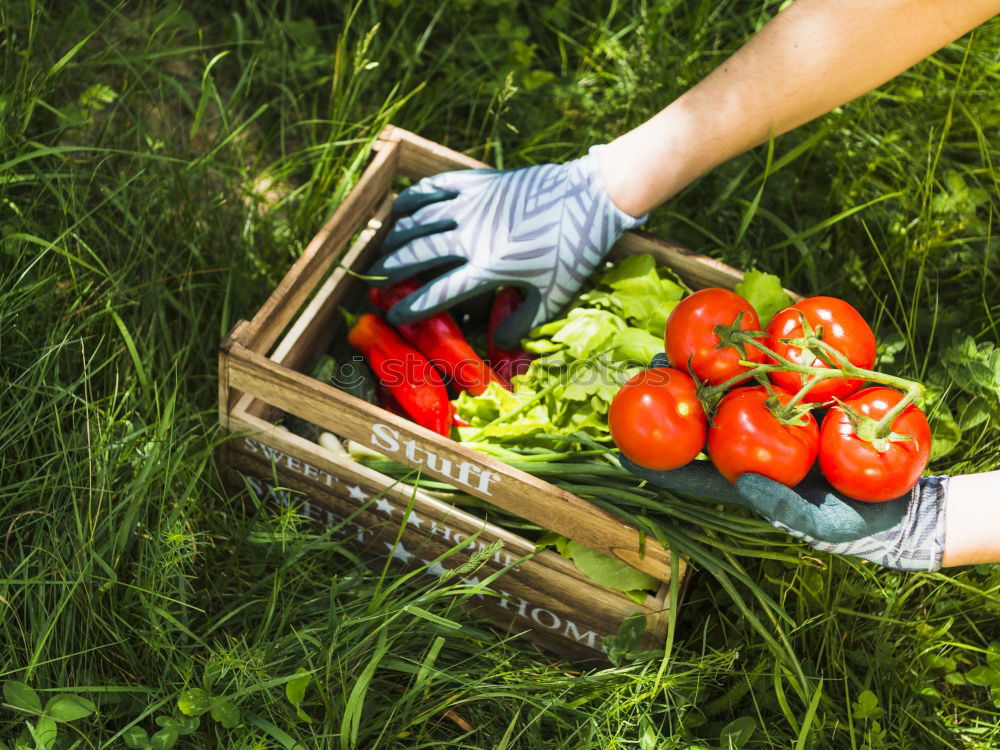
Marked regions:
[227,447,656,626]
[223,444,669,662]
[227,405,677,602]
[219,319,253,432]
[226,459,618,665]
[390,125,489,176]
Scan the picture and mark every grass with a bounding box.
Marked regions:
[1,0,998,747]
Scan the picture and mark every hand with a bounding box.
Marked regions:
[623,456,947,572]
[367,148,645,350]
[618,454,746,508]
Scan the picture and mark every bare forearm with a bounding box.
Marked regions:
[941,471,1000,567]
[602,0,1000,216]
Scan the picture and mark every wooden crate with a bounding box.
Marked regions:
[217,125,755,664]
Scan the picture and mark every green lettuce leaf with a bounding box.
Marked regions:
[595,254,686,335]
[612,328,664,365]
[734,269,793,326]
[455,255,701,441]
[550,308,626,358]
[453,382,551,440]
[536,535,659,602]
[564,539,660,594]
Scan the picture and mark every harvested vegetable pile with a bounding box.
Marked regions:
[284,251,942,642]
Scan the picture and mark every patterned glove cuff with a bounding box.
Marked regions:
[582,145,649,228]
[919,474,949,572]
[771,475,949,573]
[877,475,948,573]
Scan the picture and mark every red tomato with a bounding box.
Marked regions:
[609,367,707,471]
[664,288,765,386]
[707,386,819,486]
[819,387,931,502]
[765,296,876,403]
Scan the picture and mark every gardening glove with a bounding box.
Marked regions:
[367,147,646,350]
[735,472,948,572]
[619,455,747,506]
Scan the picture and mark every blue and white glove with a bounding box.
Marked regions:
[367,147,645,349]
[735,473,947,572]
[624,460,948,572]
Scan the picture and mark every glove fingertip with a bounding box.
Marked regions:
[394,187,459,217]
[735,472,783,494]
[618,454,641,473]
[386,292,426,326]
[365,257,400,288]
[649,352,670,369]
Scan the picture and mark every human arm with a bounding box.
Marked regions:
[619,353,998,574]
[600,0,1000,216]
[735,470,1000,570]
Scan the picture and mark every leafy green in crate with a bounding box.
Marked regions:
[536,532,661,604]
[454,254,686,441]
[733,269,793,326]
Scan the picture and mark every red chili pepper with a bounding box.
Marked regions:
[369,279,507,396]
[378,381,465,429]
[487,287,535,388]
[346,313,452,436]
[375,382,409,420]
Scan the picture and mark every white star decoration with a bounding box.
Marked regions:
[423,559,448,578]
[405,510,423,529]
[384,542,413,565]
[348,485,369,502]
[374,497,394,516]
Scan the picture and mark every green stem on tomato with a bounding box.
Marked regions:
[871,383,923,439]
[774,372,825,419]
[700,326,926,439]
[739,332,923,399]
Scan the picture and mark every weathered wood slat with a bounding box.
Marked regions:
[388,125,487,177]
[268,196,395,370]
[228,407,679,603]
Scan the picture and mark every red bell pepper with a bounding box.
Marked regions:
[346,312,452,436]
[369,279,507,396]
[487,287,535,388]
